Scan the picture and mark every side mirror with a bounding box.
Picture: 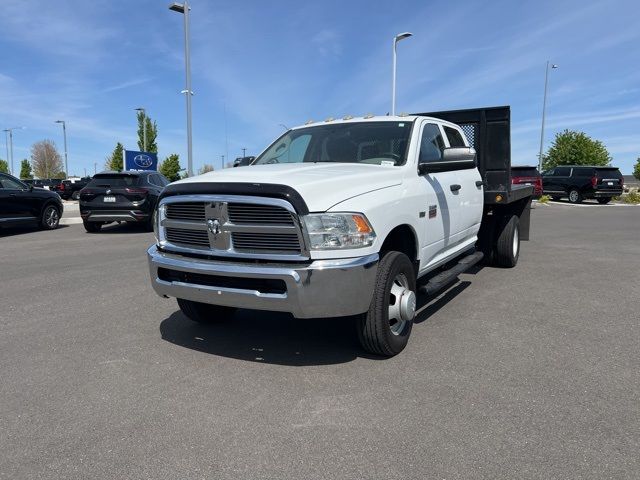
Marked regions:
[418,147,476,174]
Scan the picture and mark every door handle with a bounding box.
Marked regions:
[450,184,461,192]
[475,180,484,187]
[9,193,17,197]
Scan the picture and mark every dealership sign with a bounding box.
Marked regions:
[124,150,158,171]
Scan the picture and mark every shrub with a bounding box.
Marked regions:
[623,191,640,204]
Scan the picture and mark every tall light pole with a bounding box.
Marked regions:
[242,147,246,158]
[135,107,147,152]
[169,1,194,177]
[392,32,413,116]
[54,120,68,177]
[3,127,23,176]
[3,130,9,173]
[538,61,559,171]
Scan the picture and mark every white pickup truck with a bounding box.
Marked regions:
[148,106,532,356]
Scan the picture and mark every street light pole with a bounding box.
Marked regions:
[3,127,23,176]
[538,61,558,171]
[391,32,413,116]
[55,120,68,177]
[135,108,147,152]
[169,1,194,177]
[242,147,246,158]
[3,130,9,174]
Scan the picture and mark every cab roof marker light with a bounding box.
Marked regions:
[305,119,314,125]
[343,115,354,120]
[324,117,335,123]
[399,112,409,117]
[364,113,375,119]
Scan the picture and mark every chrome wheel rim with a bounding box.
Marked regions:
[569,190,578,202]
[46,207,59,227]
[388,273,415,335]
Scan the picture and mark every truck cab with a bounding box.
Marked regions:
[148,107,532,356]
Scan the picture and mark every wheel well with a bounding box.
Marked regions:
[41,200,61,216]
[380,225,418,269]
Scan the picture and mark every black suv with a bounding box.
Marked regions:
[0,172,63,230]
[79,171,169,232]
[542,166,624,204]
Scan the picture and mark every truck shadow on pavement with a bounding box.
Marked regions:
[159,280,472,366]
[0,224,69,238]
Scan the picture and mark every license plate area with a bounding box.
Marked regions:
[103,196,116,203]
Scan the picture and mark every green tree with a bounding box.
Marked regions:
[542,130,611,171]
[0,159,8,173]
[159,154,181,181]
[137,112,158,153]
[105,142,124,171]
[20,159,33,179]
[633,157,640,181]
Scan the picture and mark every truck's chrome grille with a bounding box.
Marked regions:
[232,232,301,252]
[166,203,206,221]
[227,204,294,225]
[165,227,210,247]
[159,196,307,260]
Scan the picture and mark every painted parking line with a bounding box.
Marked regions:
[60,217,83,225]
[543,200,639,207]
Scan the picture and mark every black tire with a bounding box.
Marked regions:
[568,189,583,204]
[357,251,417,357]
[597,197,611,204]
[40,204,60,230]
[494,215,520,268]
[71,191,80,201]
[177,298,236,324]
[83,220,102,233]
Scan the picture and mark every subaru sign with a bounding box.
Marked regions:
[124,150,158,171]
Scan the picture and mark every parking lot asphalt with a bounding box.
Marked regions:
[1,205,639,480]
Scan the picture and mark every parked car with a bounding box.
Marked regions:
[233,156,255,167]
[542,165,624,204]
[511,165,542,198]
[79,171,169,232]
[55,177,91,200]
[24,178,63,191]
[0,172,63,230]
[147,106,533,357]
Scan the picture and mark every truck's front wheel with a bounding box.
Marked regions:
[177,298,236,324]
[357,251,417,357]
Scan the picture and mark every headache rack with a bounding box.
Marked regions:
[414,106,532,205]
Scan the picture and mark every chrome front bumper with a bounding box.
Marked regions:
[147,246,379,318]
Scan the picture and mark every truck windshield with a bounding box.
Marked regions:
[254,121,413,166]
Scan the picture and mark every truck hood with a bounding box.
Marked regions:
[174,163,403,212]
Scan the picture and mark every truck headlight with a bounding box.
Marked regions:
[303,213,376,249]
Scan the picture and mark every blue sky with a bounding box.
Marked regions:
[0,0,638,176]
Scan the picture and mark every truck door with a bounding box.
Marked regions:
[416,122,458,265]
[441,125,483,240]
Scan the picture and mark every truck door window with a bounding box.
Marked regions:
[444,126,466,147]
[0,176,24,189]
[556,167,571,176]
[419,124,445,163]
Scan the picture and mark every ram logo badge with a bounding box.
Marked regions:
[428,205,437,219]
[207,218,221,235]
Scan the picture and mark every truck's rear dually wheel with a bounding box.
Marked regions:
[494,215,520,268]
[357,251,416,357]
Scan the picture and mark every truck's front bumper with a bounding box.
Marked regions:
[147,246,379,319]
